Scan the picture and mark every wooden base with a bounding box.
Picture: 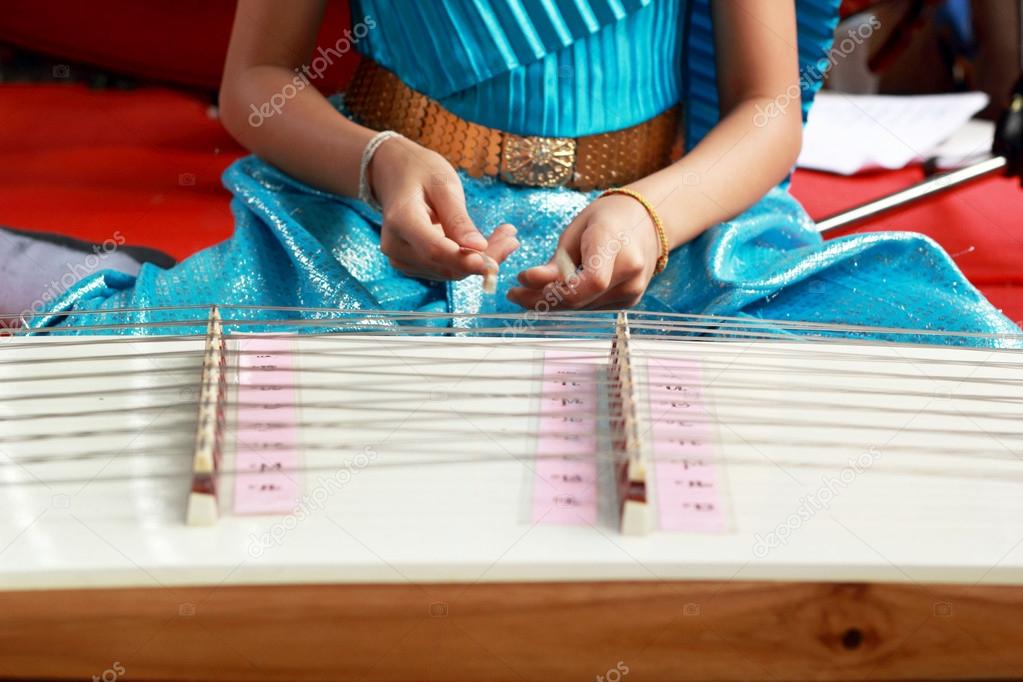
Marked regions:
[2,580,1023,680]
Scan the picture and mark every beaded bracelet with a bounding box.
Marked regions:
[358,130,403,212]
[599,187,669,275]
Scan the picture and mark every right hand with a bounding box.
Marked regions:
[368,135,519,281]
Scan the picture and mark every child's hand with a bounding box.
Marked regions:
[370,136,519,280]
[508,193,661,309]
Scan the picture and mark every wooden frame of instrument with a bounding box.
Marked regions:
[2,580,1023,680]
[5,307,1023,680]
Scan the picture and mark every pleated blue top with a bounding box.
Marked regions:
[351,0,683,137]
[349,0,840,141]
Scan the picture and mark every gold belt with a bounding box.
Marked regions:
[344,60,682,191]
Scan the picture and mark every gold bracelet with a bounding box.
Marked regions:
[599,188,669,275]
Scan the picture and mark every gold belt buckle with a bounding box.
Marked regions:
[499,135,577,188]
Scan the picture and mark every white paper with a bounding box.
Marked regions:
[932,118,995,169]
[797,91,989,175]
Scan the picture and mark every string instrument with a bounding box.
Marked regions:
[2,306,1023,681]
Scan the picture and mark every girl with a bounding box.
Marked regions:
[218,0,803,311]
[25,0,1020,342]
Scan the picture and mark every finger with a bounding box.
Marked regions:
[506,286,552,309]
[383,232,460,280]
[517,263,561,289]
[484,223,520,264]
[552,224,619,309]
[578,225,617,295]
[458,247,499,293]
[507,276,581,309]
[386,256,458,281]
[516,246,579,288]
[579,278,647,310]
[515,213,586,289]
[555,216,586,270]
[513,267,605,311]
[576,288,633,310]
[429,177,488,251]
[554,247,578,282]
[587,297,636,310]
[386,203,486,276]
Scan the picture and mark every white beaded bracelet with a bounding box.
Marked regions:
[358,130,402,212]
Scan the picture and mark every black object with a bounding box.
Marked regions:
[0,225,176,269]
[994,75,1023,184]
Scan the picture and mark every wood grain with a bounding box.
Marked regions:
[2,580,1023,681]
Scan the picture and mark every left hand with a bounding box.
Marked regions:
[508,193,662,310]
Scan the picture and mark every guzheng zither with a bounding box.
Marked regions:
[2,306,1023,681]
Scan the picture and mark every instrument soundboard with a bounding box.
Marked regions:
[2,307,1022,680]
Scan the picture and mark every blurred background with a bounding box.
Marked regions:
[0,0,1021,319]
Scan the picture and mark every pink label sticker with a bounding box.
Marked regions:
[532,351,599,525]
[647,357,727,533]
[233,337,301,515]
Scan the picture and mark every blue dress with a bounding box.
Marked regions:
[31,0,1021,345]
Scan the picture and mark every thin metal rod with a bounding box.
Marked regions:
[4,321,1020,358]
[6,391,1021,426]
[7,448,1023,487]
[6,306,1023,345]
[6,373,1021,408]
[3,334,1019,375]
[5,354,1022,391]
[815,156,1009,233]
[8,407,1023,450]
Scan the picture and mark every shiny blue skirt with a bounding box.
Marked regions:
[33,134,1021,346]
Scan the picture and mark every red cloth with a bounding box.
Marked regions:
[0,84,243,260]
[0,0,355,93]
[1,82,1021,322]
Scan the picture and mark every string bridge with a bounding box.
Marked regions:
[186,306,226,526]
[608,311,650,535]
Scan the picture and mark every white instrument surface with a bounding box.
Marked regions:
[2,332,1023,590]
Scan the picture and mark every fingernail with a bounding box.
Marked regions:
[458,248,486,270]
[478,251,499,273]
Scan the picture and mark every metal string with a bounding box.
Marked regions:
[3,306,1022,493]
[6,305,1023,343]
[5,450,1023,488]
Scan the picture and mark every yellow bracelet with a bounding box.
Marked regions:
[599,187,669,275]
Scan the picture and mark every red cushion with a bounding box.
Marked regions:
[0,84,242,260]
